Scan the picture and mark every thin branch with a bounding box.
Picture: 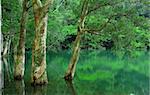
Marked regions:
[83,29,101,35]
[78,0,89,31]
[84,11,132,35]
[51,0,64,13]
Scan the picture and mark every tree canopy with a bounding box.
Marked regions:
[1,0,150,51]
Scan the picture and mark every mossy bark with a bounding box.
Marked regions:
[31,0,53,85]
[14,0,28,80]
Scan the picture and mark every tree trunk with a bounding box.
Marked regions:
[2,38,9,57]
[0,0,4,89]
[64,0,89,80]
[31,0,53,85]
[14,0,28,80]
[2,36,11,57]
[64,33,81,80]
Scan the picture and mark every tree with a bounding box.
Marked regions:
[64,0,150,80]
[2,0,21,57]
[31,0,53,85]
[64,0,89,80]
[0,0,4,89]
[14,0,29,80]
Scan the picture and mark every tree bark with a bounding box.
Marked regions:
[14,0,29,80]
[0,0,4,90]
[64,33,81,80]
[31,0,53,85]
[0,0,4,89]
[64,0,89,80]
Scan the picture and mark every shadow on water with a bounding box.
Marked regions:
[1,50,150,95]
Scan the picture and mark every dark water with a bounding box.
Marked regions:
[1,50,150,95]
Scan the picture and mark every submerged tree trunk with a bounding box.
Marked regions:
[14,0,29,80]
[64,0,89,80]
[31,0,53,85]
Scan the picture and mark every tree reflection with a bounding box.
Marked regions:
[3,57,12,82]
[0,57,4,94]
[15,80,25,95]
[31,86,47,95]
[65,80,76,95]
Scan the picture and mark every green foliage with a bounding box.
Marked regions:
[2,0,149,51]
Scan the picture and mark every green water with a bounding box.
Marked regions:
[1,50,150,95]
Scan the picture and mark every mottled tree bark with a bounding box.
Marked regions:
[14,0,29,80]
[31,0,53,85]
[64,0,89,80]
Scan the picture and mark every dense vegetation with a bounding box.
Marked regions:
[1,0,150,86]
[2,0,149,52]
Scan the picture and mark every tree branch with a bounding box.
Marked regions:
[84,11,132,35]
[51,0,64,13]
[78,0,89,32]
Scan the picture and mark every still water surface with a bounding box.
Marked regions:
[1,50,150,95]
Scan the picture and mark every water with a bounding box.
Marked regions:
[1,50,150,95]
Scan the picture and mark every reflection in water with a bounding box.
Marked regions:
[2,51,150,95]
[0,58,4,94]
[3,57,12,82]
[65,80,76,95]
[31,86,47,95]
[15,80,25,95]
